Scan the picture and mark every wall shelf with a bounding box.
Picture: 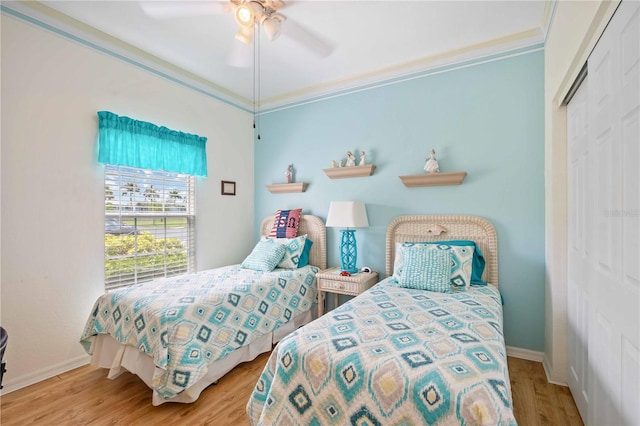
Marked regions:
[399,171,467,187]
[265,182,308,193]
[323,164,376,179]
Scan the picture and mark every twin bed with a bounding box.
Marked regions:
[80,214,326,405]
[81,214,516,424]
[246,215,516,425]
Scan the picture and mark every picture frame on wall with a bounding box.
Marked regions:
[221,180,236,196]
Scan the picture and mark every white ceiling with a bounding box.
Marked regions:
[4,1,550,111]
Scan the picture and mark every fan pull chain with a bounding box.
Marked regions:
[253,20,261,141]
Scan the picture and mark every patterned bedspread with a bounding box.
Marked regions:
[80,264,318,401]
[247,279,517,425]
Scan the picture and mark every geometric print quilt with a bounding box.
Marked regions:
[80,264,319,401]
[247,279,517,425]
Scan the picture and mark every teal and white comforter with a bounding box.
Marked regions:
[80,264,318,400]
[247,279,517,425]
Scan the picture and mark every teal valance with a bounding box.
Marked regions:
[98,111,208,177]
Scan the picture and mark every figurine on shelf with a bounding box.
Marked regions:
[338,159,344,167]
[286,164,293,183]
[331,160,336,168]
[359,151,366,166]
[424,149,440,174]
[346,151,356,167]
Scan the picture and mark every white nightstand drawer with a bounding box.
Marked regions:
[319,279,364,295]
[316,267,379,316]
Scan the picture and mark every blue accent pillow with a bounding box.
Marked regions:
[398,247,452,292]
[241,239,286,271]
[297,238,314,268]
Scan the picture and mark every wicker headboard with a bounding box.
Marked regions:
[385,215,498,286]
[260,214,327,270]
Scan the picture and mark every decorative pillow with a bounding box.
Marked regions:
[276,235,307,269]
[297,238,314,268]
[391,242,474,291]
[261,235,313,269]
[398,247,452,292]
[424,240,487,285]
[269,209,302,238]
[241,239,286,272]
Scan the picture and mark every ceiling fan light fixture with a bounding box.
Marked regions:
[235,2,263,27]
[235,4,253,26]
[235,25,254,44]
[261,14,285,41]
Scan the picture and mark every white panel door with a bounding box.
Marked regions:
[584,1,639,425]
[567,79,590,421]
[568,1,640,425]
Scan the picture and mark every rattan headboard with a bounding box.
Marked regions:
[260,214,327,270]
[385,215,498,286]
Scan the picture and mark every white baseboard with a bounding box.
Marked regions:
[542,354,568,386]
[506,345,545,362]
[0,354,90,395]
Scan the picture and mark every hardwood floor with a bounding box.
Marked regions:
[1,355,583,425]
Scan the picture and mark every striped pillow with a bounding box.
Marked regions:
[269,209,302,238]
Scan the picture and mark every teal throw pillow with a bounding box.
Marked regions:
[391,242,475,291]
[297,238,314,268]
[241,239,286,272]
[398,246,452,292]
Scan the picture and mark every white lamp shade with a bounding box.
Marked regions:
[326,201,369,228]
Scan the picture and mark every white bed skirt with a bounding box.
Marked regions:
[90,309,316,405]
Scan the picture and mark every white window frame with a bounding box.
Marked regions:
[104,165,196,290]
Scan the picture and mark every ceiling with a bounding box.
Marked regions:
[4,1,551,111]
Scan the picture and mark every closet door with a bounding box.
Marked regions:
[567,79,590,421]
[568,1,639,424]
[583,1,639,424]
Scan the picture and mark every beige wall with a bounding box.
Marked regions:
[0,15,254,392]
[543,0,619,384]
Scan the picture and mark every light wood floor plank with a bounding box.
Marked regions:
[1,354,582,425]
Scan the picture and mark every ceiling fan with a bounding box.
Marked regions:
[139,0,333,58]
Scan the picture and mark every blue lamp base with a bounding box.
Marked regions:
[339,229,359,274]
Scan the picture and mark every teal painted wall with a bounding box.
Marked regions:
[254,50,545,351]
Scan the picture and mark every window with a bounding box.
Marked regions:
[104,165,196,290]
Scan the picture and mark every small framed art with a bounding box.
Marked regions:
[221,180,236,196]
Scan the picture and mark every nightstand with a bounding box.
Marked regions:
[316,267,379,316]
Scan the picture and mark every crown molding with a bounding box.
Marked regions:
[3,0,545,115]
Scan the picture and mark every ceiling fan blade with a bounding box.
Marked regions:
[139,1,228,19]
[280,18,334,58]
[227,41,254,68]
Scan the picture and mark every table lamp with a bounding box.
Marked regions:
[326,201,369,274]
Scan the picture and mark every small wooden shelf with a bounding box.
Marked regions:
[265,182,308,193]
[399,171,467,187]
[323,164,376,179]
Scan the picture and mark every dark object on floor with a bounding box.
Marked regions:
[1,326,7,389]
